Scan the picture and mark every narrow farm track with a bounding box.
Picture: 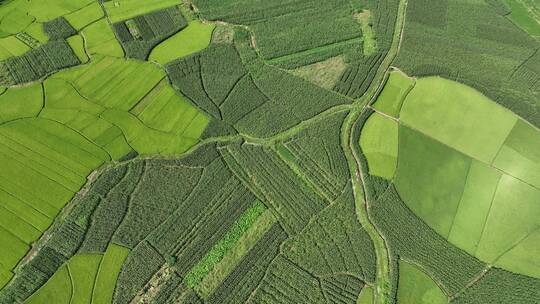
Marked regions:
[341,0,408,303]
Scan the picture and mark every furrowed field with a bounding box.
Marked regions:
[0,0,539,303]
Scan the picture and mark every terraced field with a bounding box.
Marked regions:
[0,0,539,303]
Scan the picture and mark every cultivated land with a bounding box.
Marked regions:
[0,0,539,303]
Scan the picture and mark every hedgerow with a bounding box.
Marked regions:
[0,39,80,85]
[206,223,287,304]
[113,241,165,304]
[220,143,327,235]
[112,6,188,60]
[43,17,77,40]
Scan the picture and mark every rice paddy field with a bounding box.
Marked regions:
[0,0,539,303]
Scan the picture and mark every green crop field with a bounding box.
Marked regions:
[397,260,447,304]
[0,0,539,303]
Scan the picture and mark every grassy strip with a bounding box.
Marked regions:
[195,209,277,298]
[184,201,266,288]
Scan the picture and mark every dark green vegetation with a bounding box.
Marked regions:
[0,0,539,303]
[395,0,540,126]
[1,142,377,303]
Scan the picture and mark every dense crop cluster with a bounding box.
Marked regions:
[333,0,400,98]
[371,186,487,296]
[282,184,377,283]
[451,268,540,303]
[193,0,363,65]
[113,6,187,60]
[282,111,350,201]
[43,17,77,40]
[220,143,327,235]
[206,224,287,304]
[0,40,80,85]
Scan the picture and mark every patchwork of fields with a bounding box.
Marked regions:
[0,0,539,303]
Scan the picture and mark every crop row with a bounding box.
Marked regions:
[248,255,326,303]
[1,39,80,85]
[43,17,77,41]
[206,223,287,304]
[79,162,144,253]
[282,184,377,283]
[451,267,540,303]
[394,0,540,127]
[222,143,327,235]
[111,159,204,248]
[333,0,399,99]
[321,273,365,304]
[283,111,350,201]
[370,186,486,296]
[0,163,127,302]
[113,241,165,304]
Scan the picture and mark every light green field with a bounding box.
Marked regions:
[356,286,373,304]
[447,161,501,255]
[397,260,447,304]
[65,2,104,31]
[103,0,180,23]
[373,70,414,117]
[67,35,89,63]
[0,226,29,270]
[0,118,110,272]
[0,0,94,39]
[149,21,215,64]
[196,209,277,298]
[26,265,72,304]
[505,0,540,37]
[395,126,471,237]
[53,55,165,111]
[92,244,130,304]
[395,76,540,279]
[81,20,124,58]
[0,36,30,60]
[0,205,41,243]
[47,56,207,156]
[0,268,12,289]
[475,175,540,276]
[24,22,48,43]
[69,254,102,304]
[359,112,398,179]
[0,83,43,123]
[493,120,540,188]
[133,79,209,136]
[400,77,517,163]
